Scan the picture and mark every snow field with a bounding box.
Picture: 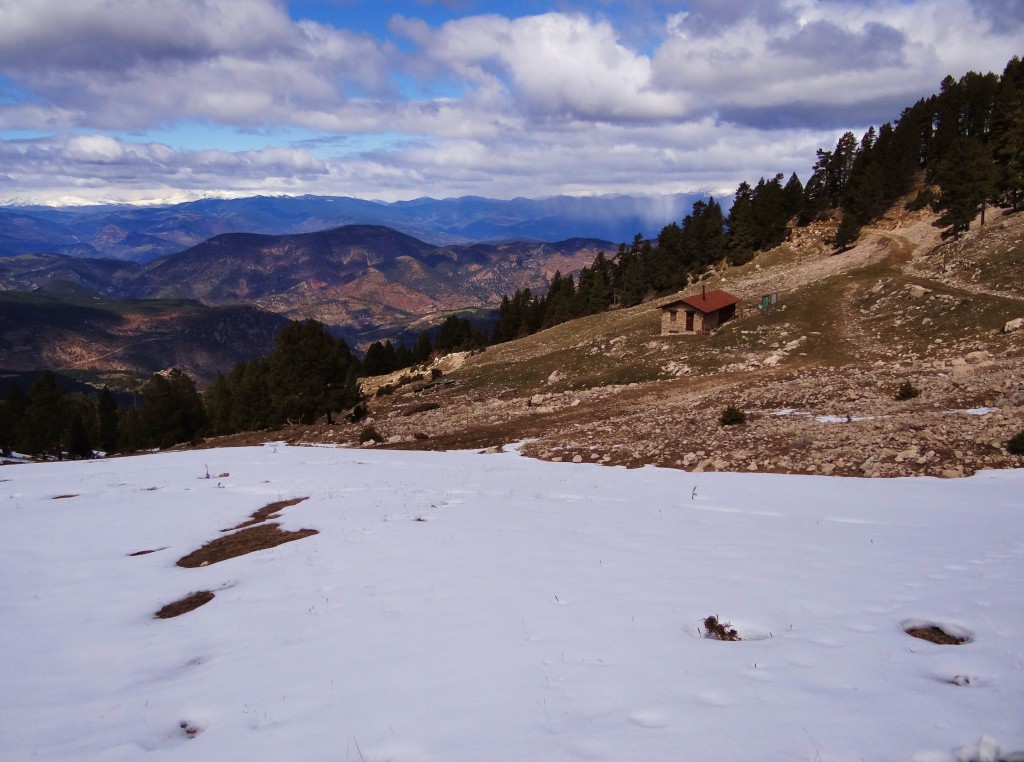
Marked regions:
[1,445,1022,761]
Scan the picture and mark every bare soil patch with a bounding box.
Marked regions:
[223,497,308,531]
[129,546,167,556]
[178,523,318,568]
[155,590,214,619]
[905,625,969,645]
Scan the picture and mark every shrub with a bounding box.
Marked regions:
[1008,430,1024,455]
[347,402,368,423]
[375,384,394,397]
[702,615,740,641]
[430,368,443,380]
[358,425,383,444]
[894,380,921,400]
[719,405,746,425]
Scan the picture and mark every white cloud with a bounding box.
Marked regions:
[0,0,389,130]
[63,135,126,164]
[0,1,1020,205]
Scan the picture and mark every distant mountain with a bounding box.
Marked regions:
[0,193,706,262]
[126,225,611,342]
[0,287,289,383]
[0,225,611,348]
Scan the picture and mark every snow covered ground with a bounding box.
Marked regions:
[1,444,1022,762]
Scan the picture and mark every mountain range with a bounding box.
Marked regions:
[0,193,705,262]
[0,224,612,377]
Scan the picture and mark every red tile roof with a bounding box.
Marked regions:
[670,289,740,313]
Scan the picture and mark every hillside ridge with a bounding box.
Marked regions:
[231,204,1024,479]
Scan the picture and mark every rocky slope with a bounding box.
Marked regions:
[239,205,1024,478]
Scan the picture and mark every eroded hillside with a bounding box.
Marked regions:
[249,205,1024,478]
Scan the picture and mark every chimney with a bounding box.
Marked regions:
[702,284,706,301]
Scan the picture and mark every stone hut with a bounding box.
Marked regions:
[661,288,740,335]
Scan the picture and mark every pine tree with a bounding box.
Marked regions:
[203,372,235,436]
[266,320,357,425]
[139,369,208,448]
[0,383,27,456]
[17,371,66,458]
[65,413,93,460]
[932,136,998,238]
[97,386,118,454]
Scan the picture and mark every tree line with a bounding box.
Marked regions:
[493,55,1024,339]
[0,368,205,459]
[0,320,365,458]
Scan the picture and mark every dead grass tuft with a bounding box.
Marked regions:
[905,625,968,645]
[155,590,214,618]
[177,523,318,568]
[703,615,741,641]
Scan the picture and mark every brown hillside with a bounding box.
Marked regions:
[236,205,1024,479]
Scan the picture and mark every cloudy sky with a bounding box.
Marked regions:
[0,0,1020,205]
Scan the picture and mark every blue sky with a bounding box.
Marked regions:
[0,0,1020,205]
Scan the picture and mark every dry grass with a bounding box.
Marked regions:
[177,523,318,568]
[703,615,741,641]
[905,625,968,645]
[223,497,308,531]
[155,590,214,619]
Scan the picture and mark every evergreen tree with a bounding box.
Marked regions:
[118,407,146,453]
[363,340,397,376]
[17,371,66,459]
[932,136,998,237]
[138,369,207,448]
[992,57,1024,210]
[65,413,93,460]
[413,331,434,363]
[97,386,118,454]
[0,383,27,456]
[203,372,235,436]
[267,320,357,425]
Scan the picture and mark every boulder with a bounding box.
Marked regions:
[1004,317,1024,333]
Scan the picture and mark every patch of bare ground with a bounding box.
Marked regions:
[905,625,969,645]
[222,497,308,531]
[51,494,78,499]
[155,590,214,619]
[178,524,318,567]
[129,547,167,556]
[179,496,314,567]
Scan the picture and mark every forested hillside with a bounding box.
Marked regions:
[491,56,1024,340]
